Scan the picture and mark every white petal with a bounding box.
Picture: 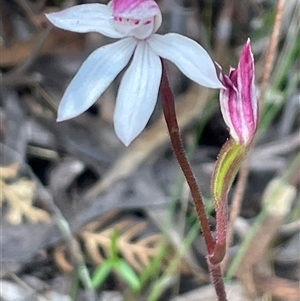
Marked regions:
[148,33,223,89]
[114,41,162,146]
[45,4,125,38]
[57,38,137,121]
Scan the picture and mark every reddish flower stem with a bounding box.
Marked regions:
[160,60,214,254]
[209,262,228,301]
[160,59,227,301]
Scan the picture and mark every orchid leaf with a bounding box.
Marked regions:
[212,139,248,204]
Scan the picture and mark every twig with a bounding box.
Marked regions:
[2,74,58,113]
[222,0,287,272]
[4,25,52,81]
[259,0,287,106]
[15,0,42,29]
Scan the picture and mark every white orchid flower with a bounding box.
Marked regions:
[46,0,222,146]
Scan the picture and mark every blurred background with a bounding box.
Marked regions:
[1,0,299,300]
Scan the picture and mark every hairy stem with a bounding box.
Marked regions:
[209,263,228,301]
[160,60,214,254]
[160,59,227,301]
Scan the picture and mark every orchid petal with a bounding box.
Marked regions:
[57,38,137,121]
[237,39,257,137]
[148,33,223,89]
[46,4,125,38]
[219,39,258,145]
[114,41,162,146]
[112,0,162,32]
[219,75,240,142]
[109,0,162,39]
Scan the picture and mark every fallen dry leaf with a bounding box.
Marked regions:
[54,215,164,273]
[1,176,51,225]
[0,162,20,180]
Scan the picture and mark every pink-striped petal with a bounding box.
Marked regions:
[110,0,162,39]
[219,39,258,145]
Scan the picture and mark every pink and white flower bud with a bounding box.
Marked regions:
[219,39,258,145]
[111,0,162,39]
